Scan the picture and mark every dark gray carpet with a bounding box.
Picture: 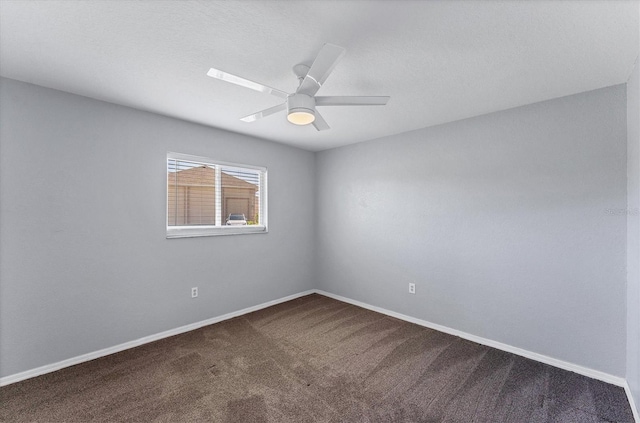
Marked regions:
[0,294,634,422]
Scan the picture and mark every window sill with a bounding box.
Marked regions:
[166,225,268,239]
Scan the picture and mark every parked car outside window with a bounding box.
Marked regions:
[226,213,247,226]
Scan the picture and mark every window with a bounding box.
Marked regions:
[167,152,267,238]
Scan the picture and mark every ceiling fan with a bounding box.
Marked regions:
[206,43,389,131]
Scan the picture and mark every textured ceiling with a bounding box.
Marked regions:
[0,1,638,151]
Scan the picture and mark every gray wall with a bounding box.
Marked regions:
[316,85,628,377]
[628,56,640,410]
[0,77,316,378]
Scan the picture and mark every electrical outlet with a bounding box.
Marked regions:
[191,287,198,298]
[409,283,416,294]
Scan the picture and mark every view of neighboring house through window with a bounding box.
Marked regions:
[167,153,267,238]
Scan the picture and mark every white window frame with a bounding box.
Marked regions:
[166,152,268,238]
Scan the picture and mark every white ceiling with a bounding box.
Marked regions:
[0,1,638,151]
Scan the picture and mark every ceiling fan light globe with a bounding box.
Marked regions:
[287,109,315,125]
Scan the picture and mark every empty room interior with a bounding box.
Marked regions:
[1,1,640,422]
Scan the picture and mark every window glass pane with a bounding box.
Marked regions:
[167,160,217,226]
[220,166,261,226]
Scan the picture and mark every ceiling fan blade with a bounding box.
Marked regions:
[297,43,346,96]
[207,68,289,99]
[315,96,390,106]
[312,111,330,131]
[240,103,287,122]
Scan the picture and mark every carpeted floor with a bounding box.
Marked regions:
[0,293,635,422]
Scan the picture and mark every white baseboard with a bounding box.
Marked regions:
[624,381,640,423]
[0,290,315,387]
[314,290,627,387]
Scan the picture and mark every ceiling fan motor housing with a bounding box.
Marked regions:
[287,94,316,124]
